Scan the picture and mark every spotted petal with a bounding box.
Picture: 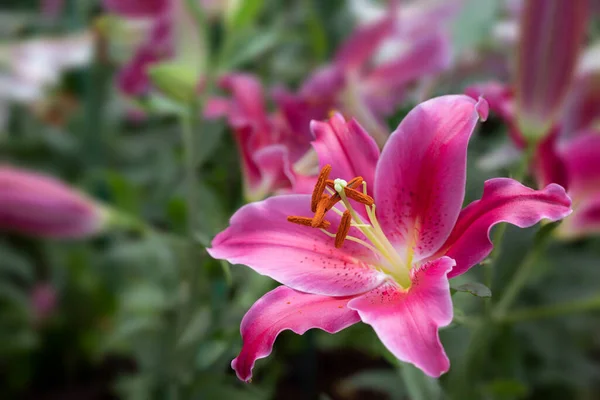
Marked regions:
[374,95,488,261]
[208,195,386,296]
[348,257,455,377]
[232,286,360,382]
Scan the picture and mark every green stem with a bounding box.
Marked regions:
[497,295,600,324]
[493,221,559,317]
[448,143,538,399]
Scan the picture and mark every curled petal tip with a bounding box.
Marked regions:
[543,183,574,216]
[475,96,489,122]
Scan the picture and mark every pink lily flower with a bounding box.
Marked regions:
[466,1,600,238]
[208,95,572,380]
[0,166,108,238]
[274,0,454,147]
[103,0,205,98]
[102,0,173,97]
[207,74,315,201]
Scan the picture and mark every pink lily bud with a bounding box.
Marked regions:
[515,0,588,141]
[0,166,107,238]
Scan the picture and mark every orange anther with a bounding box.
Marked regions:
[335,210,352,248]
[348,176,364,188]
[311,165,331,212]
[344,187,374,206]
[311,194,330,227]
[287,215,331,229]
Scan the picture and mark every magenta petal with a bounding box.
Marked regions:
[103,0,167,17]
[374,95,488,260]
[334,15,395,70]
[516,0,589,138]
[207,195,386,296]
[560,74,600,142]
[437,178,572,279]
[310,113,379,185]
[219,74,270,130]
[348,257,455,377]
[558,196,600,239]
[560,133,600,200]
[249,145,294,200]
[232,286,360,382]
[532,131,569,189]
[465,82,526,147]
[364,32,451,97]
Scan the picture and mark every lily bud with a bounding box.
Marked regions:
[0,166,107,238]
[515,0,588,141]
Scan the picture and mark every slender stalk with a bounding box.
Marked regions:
[449,143,537,399]
[497,295,600,324]
[493,221,558,317]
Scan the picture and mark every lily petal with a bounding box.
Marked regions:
[558,196,600,239]
[364,32,451,102]
[532,131,568,189]
[348,257,455,377]
[516,0,588,139]
[334,14,395,70]
[374,95,488,260]
[219,73,270,130]
[560,132,600,200]
[103,0,167,17]
[465,82,526,147]
[232,286,360,382]
[560,73,600,142]
[437,178,572,279]
[208,195,386,296]
[310,113,379,187]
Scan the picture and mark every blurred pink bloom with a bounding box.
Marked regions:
[103,0,172,96]
[206,74,314,201]
[208,95,572,380]
[466,1,599,239]
[0,166,107,238]
[31,283,57,324]
[276,0,456,147]
[515,0,588,139]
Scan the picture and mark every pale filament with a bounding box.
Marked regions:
[322,178,412,288]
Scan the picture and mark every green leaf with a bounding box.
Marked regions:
[226,0,264,30]
[195,339,228,369]
[224,29,279,69]
[483,379,529,399]
[340,370,405,400]
[399,363,443,400]
[177,307,211,349]
[451,282,492,298]
[148,62,198,104]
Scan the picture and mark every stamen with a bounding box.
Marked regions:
[335,210,352,248]
[312,194,330,227]
[343,187,374,206]
[325,193,341,211]
[311,164,331,212]
[326,176,363,190]
[288,216,331,229]
[325,177,364,211]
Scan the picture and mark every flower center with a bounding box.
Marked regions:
[288,165,412,289]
